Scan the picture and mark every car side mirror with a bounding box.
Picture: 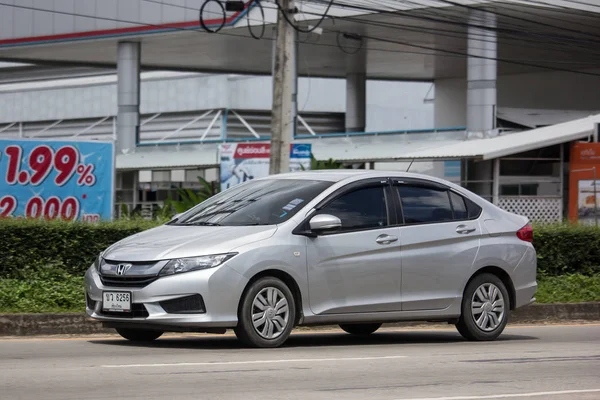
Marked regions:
[309,214,342,233]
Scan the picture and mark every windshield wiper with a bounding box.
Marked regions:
[179,222,222,226]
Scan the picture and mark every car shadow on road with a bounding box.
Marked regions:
[88,329,539,350]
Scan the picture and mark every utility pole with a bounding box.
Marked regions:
[269,0,296,175]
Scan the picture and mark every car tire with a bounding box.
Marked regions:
[234,277,296,348]
[456,273,511,341]
[115,328,163,342]
[339,323,382,336]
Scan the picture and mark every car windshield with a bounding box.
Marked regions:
[170,179,333,227]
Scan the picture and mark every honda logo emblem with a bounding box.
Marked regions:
[116,263,132,276]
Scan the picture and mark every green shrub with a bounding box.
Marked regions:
[533,224,600,277]
[1,219,600,280]
[0,263,85,313]
[0,218,161,278]
[0,271,597,313]
[536,274,600,303]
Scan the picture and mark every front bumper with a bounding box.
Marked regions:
[84,264,248,330]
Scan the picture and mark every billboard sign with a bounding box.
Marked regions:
[0,139,115,222]
[568,141,600,224]
[219,143,311,189]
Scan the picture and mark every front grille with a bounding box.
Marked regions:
[100,303,149,318]
[160,294,206,314]
[100,275,158,288]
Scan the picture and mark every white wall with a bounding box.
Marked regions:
[0,73,229,122]
[0,73,434,132]
[227,76,346,113]
[366,81,434,131]
[434,78,467,127]
[435,69,600,126]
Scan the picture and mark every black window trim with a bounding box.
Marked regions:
[392,178,482,226]
[293,178,396,237]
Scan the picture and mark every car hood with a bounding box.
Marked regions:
[102,224,277,262]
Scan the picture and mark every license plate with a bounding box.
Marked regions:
[102,291,131,312]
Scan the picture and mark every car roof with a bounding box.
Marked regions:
[265,170,443,183]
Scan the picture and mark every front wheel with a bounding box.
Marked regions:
[234,277,296,348]
[456,273,510,341]
[339,323,382,336]
[115,328,163,342]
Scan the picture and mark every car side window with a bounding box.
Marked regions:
[397,185,454,224]
[449,191,468,220]
[318,186,388,231]
[466,197,483,219]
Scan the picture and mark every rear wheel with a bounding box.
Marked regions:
[456,273,510,341]
[339,323,382,336]
[115,328,163,342]
[234,277,296,348]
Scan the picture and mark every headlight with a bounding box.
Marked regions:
[93,253,103,272]
[159,253,237,276]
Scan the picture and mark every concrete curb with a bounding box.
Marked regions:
[1,302,599,336]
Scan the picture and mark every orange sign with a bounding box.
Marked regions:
[569,142,600,223]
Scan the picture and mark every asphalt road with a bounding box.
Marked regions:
[1,324,599,400]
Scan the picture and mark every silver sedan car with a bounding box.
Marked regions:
[85,170,537,348]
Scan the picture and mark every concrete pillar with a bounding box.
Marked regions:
[467,9,497,197]
[346,72,366,132]
[467,9,497,137]
[117,41,141,155]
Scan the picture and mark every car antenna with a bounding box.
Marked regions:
[406,158,415,172]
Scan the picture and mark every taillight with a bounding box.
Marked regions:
[517,224,533,242]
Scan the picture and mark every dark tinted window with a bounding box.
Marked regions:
[449,191,468,220]
[398,185,453,224]
[466,197,483,219]
[319,186,388,231]
[173,179,332,226]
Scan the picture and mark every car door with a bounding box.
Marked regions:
[304,178,403,315]
[392,178,482,311]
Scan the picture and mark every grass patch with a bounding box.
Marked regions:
[536,273,600,304]
[1,269,598,313]
[0,265,85,313]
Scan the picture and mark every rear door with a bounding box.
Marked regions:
[304,178,403,315]
[392,178,482,311]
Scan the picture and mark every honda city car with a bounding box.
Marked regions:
[85,170,537,348]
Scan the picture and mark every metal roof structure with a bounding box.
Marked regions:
[300,129,466,162]
[497,108,598,129]
[114,112,600,169]
[1,1,600,81]
[117,147,218,170]
[396,113,600,161]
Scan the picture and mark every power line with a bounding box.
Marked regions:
[3,0,599,58]
[298,0,600,54]
[295,1,600,76]
[304,0,600,50]
[2,1,600,77]
[317,11,600,63]
[0,2,452,62]
[433,0,600,41]
[296,0,600,62]
[273,0,335,33]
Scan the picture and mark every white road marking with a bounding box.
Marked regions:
[396,388,600,400]
[101,355,407,368]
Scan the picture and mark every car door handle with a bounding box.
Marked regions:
[456,225,476,234]
[376,234,398,245]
